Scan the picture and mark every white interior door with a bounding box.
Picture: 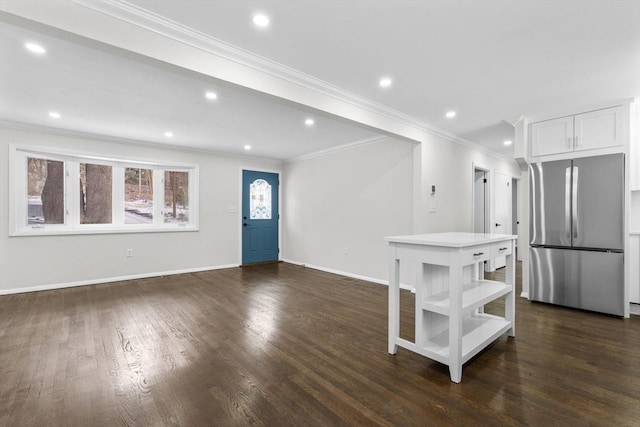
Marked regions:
[494,171,511,269]
[474,170,487,234]
[473,166,492,273]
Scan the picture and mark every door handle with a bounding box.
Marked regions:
[243,223,248,227]
[572,166,579,239]
[565,166,571,240]
[495,223,502,227]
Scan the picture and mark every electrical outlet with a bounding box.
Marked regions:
[126,248,133,258]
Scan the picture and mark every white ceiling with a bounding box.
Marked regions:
[1,0,639,160]
[0,18,382,160]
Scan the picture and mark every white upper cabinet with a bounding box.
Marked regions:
[531,105,624,158]
[574,106,624,151]
[530,116,574,156]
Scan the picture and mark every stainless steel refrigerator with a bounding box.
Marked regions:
[529,153,625,316]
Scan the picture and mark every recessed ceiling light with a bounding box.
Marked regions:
[25,42,46,54]
[445,111,457,119]
[504,140,513,146]
[253,14,269,27]
[48,111,61,119]
[379,77,392,88]
[244,145,251,150]
[305,118,314,126]
[205,91,218,100]
[165,131,173,138]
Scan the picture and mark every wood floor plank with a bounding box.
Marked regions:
[1,262,639,426]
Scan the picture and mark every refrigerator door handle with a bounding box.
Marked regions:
[565,166,572,241]
[572,166,579,239]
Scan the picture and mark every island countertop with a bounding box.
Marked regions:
[385,232,517,248]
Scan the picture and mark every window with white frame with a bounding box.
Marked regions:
[11,145,199,236]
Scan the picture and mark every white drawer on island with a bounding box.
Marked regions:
[491,241,512,258]
[460,244,491,265]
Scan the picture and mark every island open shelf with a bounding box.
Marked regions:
[385,232,517,383]
[422,280,513,316]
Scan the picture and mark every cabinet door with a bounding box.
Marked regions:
[530,116,574,157]
[631,105,639,191]
[574,106,624,151]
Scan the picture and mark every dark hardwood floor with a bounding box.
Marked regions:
[1,262,638,426]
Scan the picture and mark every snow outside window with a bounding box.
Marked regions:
[125,167,154,224]
[163,171,189,224]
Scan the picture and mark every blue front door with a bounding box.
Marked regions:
[242,170,279,264]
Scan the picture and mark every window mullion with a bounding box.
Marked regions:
[153,169,163,226]
[67,161,80,228]
[113,166,125,226]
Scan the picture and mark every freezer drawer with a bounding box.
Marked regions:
[529,247,624,316]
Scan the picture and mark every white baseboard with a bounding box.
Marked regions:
[281,259,415,292]
[0,264,239,295]
[1,261,420,296]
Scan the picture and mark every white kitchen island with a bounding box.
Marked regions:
[386,232,517,383]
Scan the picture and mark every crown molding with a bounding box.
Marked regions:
[286,135,393,163]
[70,0,516,165]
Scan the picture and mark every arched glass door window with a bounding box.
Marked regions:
[250,179,272,219]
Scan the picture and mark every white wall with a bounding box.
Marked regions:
[282,137,415,282]
[415,133,521,235]
[1,126,521,293]
[0,126,279,293]
[282,134,520,284]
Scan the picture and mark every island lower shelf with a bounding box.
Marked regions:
[422,280,513,316]
[396,313,512,366]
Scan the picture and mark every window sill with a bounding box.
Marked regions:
[10,225,199,237]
